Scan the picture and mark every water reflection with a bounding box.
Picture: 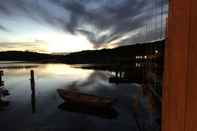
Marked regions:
[0,61,162,131]
[58,103,118,119]
[0,100,10,111]
[40,64,93,78]
[31,87,36,113]
[62,71,112,93]
[109,62,163,84]
[0,70,10,111]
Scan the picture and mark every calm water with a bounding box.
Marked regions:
[0,61,145,131]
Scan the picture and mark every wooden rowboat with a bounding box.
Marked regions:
[57,89,114,109]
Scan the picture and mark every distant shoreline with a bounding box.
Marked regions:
[0,40,165,66]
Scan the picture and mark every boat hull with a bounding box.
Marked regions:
[57,89,114,109]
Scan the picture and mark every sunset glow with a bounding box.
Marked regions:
[46,34,94,53]
[0,0,167,53]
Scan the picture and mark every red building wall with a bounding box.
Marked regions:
[163,0,197,131]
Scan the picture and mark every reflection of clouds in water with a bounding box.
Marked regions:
[0,62,161,130]
[65,71,114,93]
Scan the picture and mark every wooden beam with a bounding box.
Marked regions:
[185,0,197,131]
[162,0,197,131]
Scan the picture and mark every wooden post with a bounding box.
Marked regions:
[162,0,197,131]
[0,70,4,86]
[115,71,118,78]
[30,70,35,90]
[30,70,36,113]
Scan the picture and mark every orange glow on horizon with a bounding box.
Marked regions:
[0,32,95,53]
[46,33,94,53]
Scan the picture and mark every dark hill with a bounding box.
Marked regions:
[0,51,62,62]
[64,40,165,64]
[0,40,165,64]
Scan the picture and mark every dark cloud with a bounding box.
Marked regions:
[50,0,168,47]
[0,4,11,15]
[0,0,168,48]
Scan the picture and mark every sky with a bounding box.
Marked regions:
[0,0,168,53]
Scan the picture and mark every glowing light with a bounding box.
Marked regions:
[46,33,94,53]
[155,50,159,54]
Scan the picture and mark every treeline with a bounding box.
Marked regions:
[0,40,165,64]
[0,51,62,62]
[64,40,165,64]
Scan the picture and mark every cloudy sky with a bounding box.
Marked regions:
[0,0,168,53]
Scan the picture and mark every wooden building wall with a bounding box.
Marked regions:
[162,0,197,131]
